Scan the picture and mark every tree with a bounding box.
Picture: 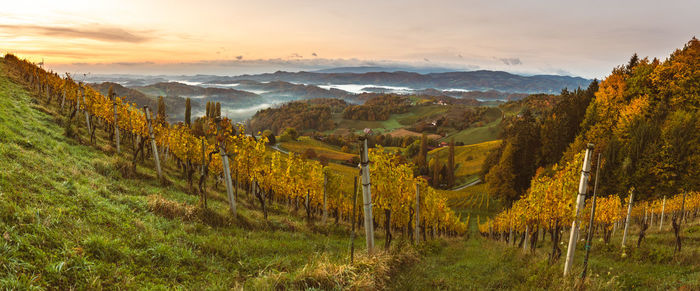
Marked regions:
[262,129,277,145]
[215,102,221,118]
[485,143,518,204]
[415,133,428,175]
[107,85,114,100]
[448,138,455,187]
[185,97,191,127]
[280,127,299,141]
[157,96,167,126]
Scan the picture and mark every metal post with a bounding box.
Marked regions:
[582,153,601,279]
[564,143,594,276]
[359,138,375,253]
[143,107,162,179]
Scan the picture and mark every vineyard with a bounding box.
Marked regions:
[2,37,699,289]
[1,54,467,251]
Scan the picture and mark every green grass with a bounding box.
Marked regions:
[394,105,449,126]
[429,140,501,185]
[0,61,373,289]
[440,115,502,146]
[279,136,356,161]
[3,59,700,290]
[330,104,449,135]
[390,223,700,290]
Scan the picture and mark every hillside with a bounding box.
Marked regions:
[209,70,591,94]
[0,59,397,289]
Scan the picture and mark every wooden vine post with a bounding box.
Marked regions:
[215,117,236,216]
[621,189,635,248]
[581,153,601,280]
[81,87,92,134]
[350,176,358,264]
[113,98,120,154]
[60,88,66,112]
[414,183,420,244]
[563,143,594,276]
[659,196,666,230]
[143,106,162,180]
[322,172,328,223]
[359,136,375,253]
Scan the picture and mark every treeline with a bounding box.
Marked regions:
[561,38,700,200]
[411,106,501,134]
[249,101,335,134]
[483,37,700,205]
[482,83,598,204]
[342,94,410,121]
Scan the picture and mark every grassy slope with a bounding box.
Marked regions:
[0,62,372,289]
[279,136,357,161]
[439,115,502,146]
[330,104,449,135]
[401,181,700,290]
[392,222,700,290]
[429,140,501,185]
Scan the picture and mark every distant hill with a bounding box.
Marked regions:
[211,70,591,94]
[133,82,260,101]
[313,66,459,74]
[90,82,195,123]
[231,80,353,100]
[90,82,155,108]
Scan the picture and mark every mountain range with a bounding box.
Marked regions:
[206,70,591,93]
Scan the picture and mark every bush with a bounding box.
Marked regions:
[302,149,317,160]
[280,127,299,142]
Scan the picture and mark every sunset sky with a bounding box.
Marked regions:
[1,0,698,78]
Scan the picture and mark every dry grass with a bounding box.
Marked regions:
[385,128,441,140]
[280,136,357,161]
[248,244,420,290]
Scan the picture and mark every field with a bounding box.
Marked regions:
[330,104,449,135]
[384,128,441,140]
[429,140,501,186]
[278,136,357,161]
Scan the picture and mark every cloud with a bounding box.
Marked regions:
[500,57,522,66]
[0,24,152,43]
[114,61,155,66]
[311,52,318,57]
[236,55,243,60]
[49,57,484,76]
[423,58,430,62]
[288,53,303,59]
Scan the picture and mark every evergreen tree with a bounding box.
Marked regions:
[157,96,167,126]
[185,98,191,127]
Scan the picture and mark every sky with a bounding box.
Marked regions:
[0,0,698,79]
